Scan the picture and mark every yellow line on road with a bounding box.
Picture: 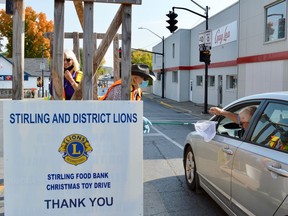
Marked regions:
[160,101,173,108]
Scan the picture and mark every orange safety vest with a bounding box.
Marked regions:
[269,135,288,151]
[99,79,142,101]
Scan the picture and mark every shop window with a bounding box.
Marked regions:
[172,71,178,83]
[226,75,237,89]
[196,76,203,86]
[265,0,286,42]
[208,76,215,87]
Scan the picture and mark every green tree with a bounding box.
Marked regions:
[96,58,107,76]
[131,49,154,85]
[131,50,152,69]
[0,7,53,58]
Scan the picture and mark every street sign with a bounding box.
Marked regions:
[199,30,212,50]
[204,30,212,48]
[40,62,45,70]
[198,32,204,45]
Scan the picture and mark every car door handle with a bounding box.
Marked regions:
[222,147,233,155]
[266,165,288,177]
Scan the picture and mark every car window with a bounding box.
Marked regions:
[250,102,288,153]
[216,104,258,139]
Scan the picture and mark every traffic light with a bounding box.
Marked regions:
[118,47,122,59]
[166,11,178,33]
[6,0,13,15]
[199,50,211,65]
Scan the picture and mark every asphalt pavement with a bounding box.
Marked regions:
[142,92,213,120]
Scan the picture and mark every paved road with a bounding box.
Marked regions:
[143,96,226,216]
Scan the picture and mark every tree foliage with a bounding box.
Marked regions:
[131,50,152,69]
[97,58,107,76]
[0,7,54,58]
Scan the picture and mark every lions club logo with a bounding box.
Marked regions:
[58,134,93,165]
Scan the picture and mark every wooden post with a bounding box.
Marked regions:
[72,32,80,64]
[113,34,120,81]
[82,1,94,100]
[71,5,123,100]
[73,0,84,29]
[12,0,24,100]
[52,0,65,100]
[121,5,132,100]
[93,33,98,100]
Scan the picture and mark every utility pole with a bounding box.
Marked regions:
[40,45,45,97]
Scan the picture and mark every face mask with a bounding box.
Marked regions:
[139,80,149,88]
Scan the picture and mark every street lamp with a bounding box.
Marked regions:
[40,45,45,97]
[138,27,165,98]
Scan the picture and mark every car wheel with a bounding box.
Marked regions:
[184,145,198,191]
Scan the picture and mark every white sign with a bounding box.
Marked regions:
[212,20,237,48]
[198,32,204,45]
[4,101,143,216]
[40,62,45,70]
[204,30,212,47]
[199,30,212,49]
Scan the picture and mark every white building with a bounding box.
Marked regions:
[0,54,50,98]
[238,0,288,98]
[152,0,288,107]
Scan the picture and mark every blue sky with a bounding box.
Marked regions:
[0,0,238,67]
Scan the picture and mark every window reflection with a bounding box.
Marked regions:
[265,1,286,42]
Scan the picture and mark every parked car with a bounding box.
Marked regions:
[183,92,288,216]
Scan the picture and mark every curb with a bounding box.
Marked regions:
[143,93,212,120]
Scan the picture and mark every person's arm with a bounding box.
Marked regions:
[64,70,78,90]
[209,107,238,123]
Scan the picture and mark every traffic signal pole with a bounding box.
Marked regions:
[204,6,209,114]
[170,4,209,114]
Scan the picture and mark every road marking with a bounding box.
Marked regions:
[149,125,184,150]
[144,133,161,137]
[160,101,173,108]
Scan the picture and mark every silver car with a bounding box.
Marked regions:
[183,92,288,216]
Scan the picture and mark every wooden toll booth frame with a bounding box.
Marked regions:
[12,0,141,100]
[45,31,122,100]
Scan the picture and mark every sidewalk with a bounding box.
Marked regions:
[142,92,213,120]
